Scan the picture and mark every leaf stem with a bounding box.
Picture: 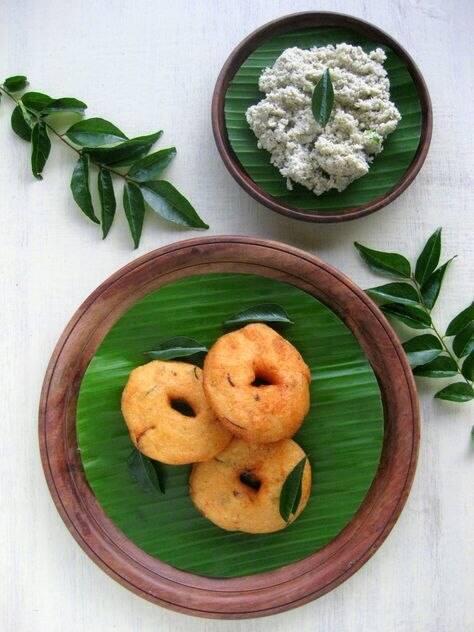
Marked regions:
[410,275,472,386]
[0,85,19,103]
[0,84,131,182]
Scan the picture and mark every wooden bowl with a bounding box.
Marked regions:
[39,236,419,619]
[212,12,432,222]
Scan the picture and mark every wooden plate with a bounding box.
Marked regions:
[212,12,432,222]
[39,236,419,618]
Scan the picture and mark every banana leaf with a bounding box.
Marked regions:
[77,273,383,577]
[224,27,422,212]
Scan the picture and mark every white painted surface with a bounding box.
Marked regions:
[0,0,472,630]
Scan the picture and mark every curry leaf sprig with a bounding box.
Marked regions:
[127,447,165,494]
[311,68,334,127]
[279,457,307,522]
[223,304,293,328]
[355,229,474,406]
[146,336,208,361]
[0,75,208,248]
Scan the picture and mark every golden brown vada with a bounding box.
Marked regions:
[203,323,311,443]
[189,438,311,533]
[121,360,232,464]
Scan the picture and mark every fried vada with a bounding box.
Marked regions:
[121,360,232,464]
[203,323,311,443]
[190,438,311,533]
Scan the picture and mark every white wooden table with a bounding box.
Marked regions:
[1,1,472,630]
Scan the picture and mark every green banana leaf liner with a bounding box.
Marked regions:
[77,273,384,578]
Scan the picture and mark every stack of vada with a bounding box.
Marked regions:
[121,323,312,534]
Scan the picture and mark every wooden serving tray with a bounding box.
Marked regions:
[38,236,419,619]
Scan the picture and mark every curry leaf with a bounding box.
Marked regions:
[66,117,127,147]
[2,76,203,247]
[421,257,456,310]
[85,131,162,166]
[435,382,474,403]
[461,352,474,381]
[381,303,431,329]
[42,97,87,116]
[145,336,207,360]
[354,242,411,278]
[224,304,293,328]
[70,154,99,223]
[446,303,474,336]
[279,457,307,522]
[413,355,459,378]
[3,75,28,92]
[366,282,419,307]
[415,227,441,285]
[311,69,334,127]
[128,147,176,182]
[452,322,474,358]
[31,122,51,179]
[127,447,165,494]
[141,180,208,228]
[402,334,442,368]
[356,234,472,410]
[123,181,145,249]
[11,105,32,141]
[22,91,53,113]
[98,168,116,238]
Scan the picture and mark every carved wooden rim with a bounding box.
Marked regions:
[39,236,419,619]
[212,12,433,222]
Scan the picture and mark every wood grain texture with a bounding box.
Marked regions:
[0,0,473,630]
[212,12,432,222]
[39,236,419,618]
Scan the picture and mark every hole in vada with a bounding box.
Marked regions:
[251,375,272,387]
[250,371,274,387]
[239,470,261,492]
[169,397,196,417]
[251,366,277,387]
